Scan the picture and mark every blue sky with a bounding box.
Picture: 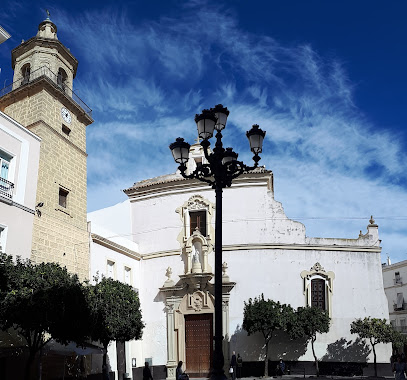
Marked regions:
[1,0,406,263]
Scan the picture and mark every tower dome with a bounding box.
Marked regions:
[36,11,58,40]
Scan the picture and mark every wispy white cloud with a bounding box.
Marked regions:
[51,2,407,262]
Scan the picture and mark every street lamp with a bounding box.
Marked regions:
[169,104,266,380]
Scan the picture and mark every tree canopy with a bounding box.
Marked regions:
[0,254,145,380]
[86,276,144,376]
[242,294,295,376]
[0,253,89,380]
[290,307,331,376]
[350,317,405,376]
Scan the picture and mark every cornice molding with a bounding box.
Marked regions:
[91,233,141,261]
[126,172,273,202]
[383,261,407,272]
[141,241,381,260]
[12,37,78,74]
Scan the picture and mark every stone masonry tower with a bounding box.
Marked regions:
[0,15,93,279]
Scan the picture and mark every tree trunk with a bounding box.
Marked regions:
[311,336,319,377]
[372,341,377,377]
[24,350,36,380]
[103,342,109,380]
[264,340,269,377]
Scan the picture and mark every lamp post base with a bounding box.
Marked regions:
[209,369,227,380]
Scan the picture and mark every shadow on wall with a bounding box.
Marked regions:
[321,337,371,363]
[230,325,308,361]
[153,290,166,304]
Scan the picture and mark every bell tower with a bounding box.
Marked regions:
[0,14,93,279]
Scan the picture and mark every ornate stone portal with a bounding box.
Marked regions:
[160,195,235,380]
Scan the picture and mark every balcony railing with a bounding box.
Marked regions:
[394,278,403,285]
[394,302,407,311]
[0,177,14,199]
[0,66,92,117]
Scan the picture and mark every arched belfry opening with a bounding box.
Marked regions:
[57,68,68,92]
[21,63,30,85]
[160,195,235,380]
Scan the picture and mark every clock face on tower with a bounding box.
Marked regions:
[61,107,72,124]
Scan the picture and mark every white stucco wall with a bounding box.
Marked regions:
[88,169,392,376]
[0,111,40,259]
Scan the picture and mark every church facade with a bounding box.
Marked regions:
[88,142,391,379]
[0,16,392,380]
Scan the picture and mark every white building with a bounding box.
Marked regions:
[88,142,391,379]
[382,260,407,337]
[0,110,41,259]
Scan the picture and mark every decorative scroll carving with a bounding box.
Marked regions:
[187,291,209,312]
[310,262,325,273]
[187,196,208,210]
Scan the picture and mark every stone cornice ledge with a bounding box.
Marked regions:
[125,171,272,201]
[91,233,141,261]
[383,260,407,272]
[141,242,381,260]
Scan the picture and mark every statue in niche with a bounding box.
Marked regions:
[192,242,201,263]
[191,241,203,273]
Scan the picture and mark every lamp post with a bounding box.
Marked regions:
[169,105,265,380]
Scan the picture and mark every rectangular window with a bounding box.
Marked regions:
[62,124,71,136]
[397,293,404,309]
[0,151,11,181]
[395,272,402,284]
[311,279,326,310]
[59,188,68,208]
[190,210,206,236]
[107,260,115,279]
[124,266,131,285]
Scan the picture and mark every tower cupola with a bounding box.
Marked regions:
[36,12,58,40]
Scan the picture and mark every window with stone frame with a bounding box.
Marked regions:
[124,266,132,285]
[107,260,115,279]
[190,210,206,236]
[301,262,335,316]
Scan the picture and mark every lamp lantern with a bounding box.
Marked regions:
[195,109,217,140]
[222,148,238,165]
[211,104,230,131]
[169,138,191,165]
[246,124,266,154]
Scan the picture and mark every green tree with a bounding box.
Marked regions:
[290,307,330,376]
[86,277,144,378]
[350,317,405,377]
[242,294,295,377]
[0,254,89,380]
